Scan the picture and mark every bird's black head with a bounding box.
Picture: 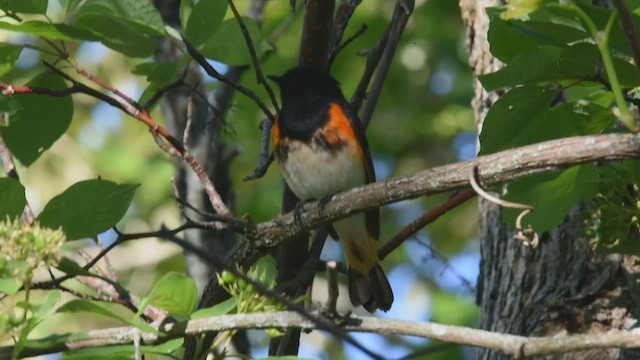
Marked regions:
[268,66,344,108]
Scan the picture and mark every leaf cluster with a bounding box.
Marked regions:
[480,0,640,243]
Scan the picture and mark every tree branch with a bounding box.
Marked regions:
[0,63,233,218]
[378,188,477,260]
[7,311,640,359]
[298,0,335,69]
[241,132,640,256]
[360,0,414,127]
[226,0,279,112]
[183,39,275,121]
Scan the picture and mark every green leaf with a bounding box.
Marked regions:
[593,203,640,255]
[520,20,589,46]
[479,85,559,155]
[624,160,640,186]
[0,72,73,166]
[0,0,48,14]
[0,44,23,77]
[57,299,125,320]
[36,179,138,240]
[133,61,184,83]
[503,165,600,232]
[185,0,228,47]
[34,289,62,320]
[0,21,101,42]
[74,0,164,57]
[501,0,544,20]
[56,257,92,276]
[200,17,270,66]
[0,277,22,295]
[56,299,158,334]
[14,289,62,358]
[132,57,190,105]
[75,0,164,36]
[479,47,563,91]
[613,57,640,88]
[73,16,157,58]
[23,333,77,350]
[556,42,599,79]
[191,297,237,319]
[0,177,26,219]
[147,338,184,354]
[488,16,540,62]
[480,43,599,91]
[60,339,184,360]
[575,100,617,133]
[61,349,137,360]
[0,95,22,115]
[147,272,198,317]
[488,5,591,62]
[179,0,192,30]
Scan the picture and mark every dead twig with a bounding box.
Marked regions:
[469,166,538,247]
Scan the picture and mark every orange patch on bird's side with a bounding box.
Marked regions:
[271,118,290,161]
[271,117,281,147]
[325,103,358,146]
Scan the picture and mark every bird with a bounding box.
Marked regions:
[268,66,394,312]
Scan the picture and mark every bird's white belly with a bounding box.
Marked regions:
[279,140,364,200]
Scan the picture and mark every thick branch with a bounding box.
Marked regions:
[298,0,334,69]
[8,311,640,358]
[243,133,640,253]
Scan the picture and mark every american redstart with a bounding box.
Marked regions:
[269,66,394,312]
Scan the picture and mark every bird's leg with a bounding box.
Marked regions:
[293,198,314,226]
[318,194,334,213]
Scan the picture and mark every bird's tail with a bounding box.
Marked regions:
[335,214,394,312]
[347,263,394,312]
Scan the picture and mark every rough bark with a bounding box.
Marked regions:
[460,1,640,359]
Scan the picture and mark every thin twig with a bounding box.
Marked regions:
[328,23,368,67]
[378,189,476,260]
[94,236,118,281]
[243,119,274,181]
[30,221,214,291]
[513,209,539,247]
[611,0,640,73]
[182,38,275,121]
[471,166,540,246]
[324,261,339,314]
[227,0,280,113]
[24,62,232,217]
[184,93,194,149]
[360,0,414,128]
[468,166,532,210]
[413,236,477,292]
[70,62,139,109]
[350,27,389,113]
[40,61,185,152]
[162,235,384,360]
[328,0,364,68]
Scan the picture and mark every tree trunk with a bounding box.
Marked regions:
[459,1,640,359]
